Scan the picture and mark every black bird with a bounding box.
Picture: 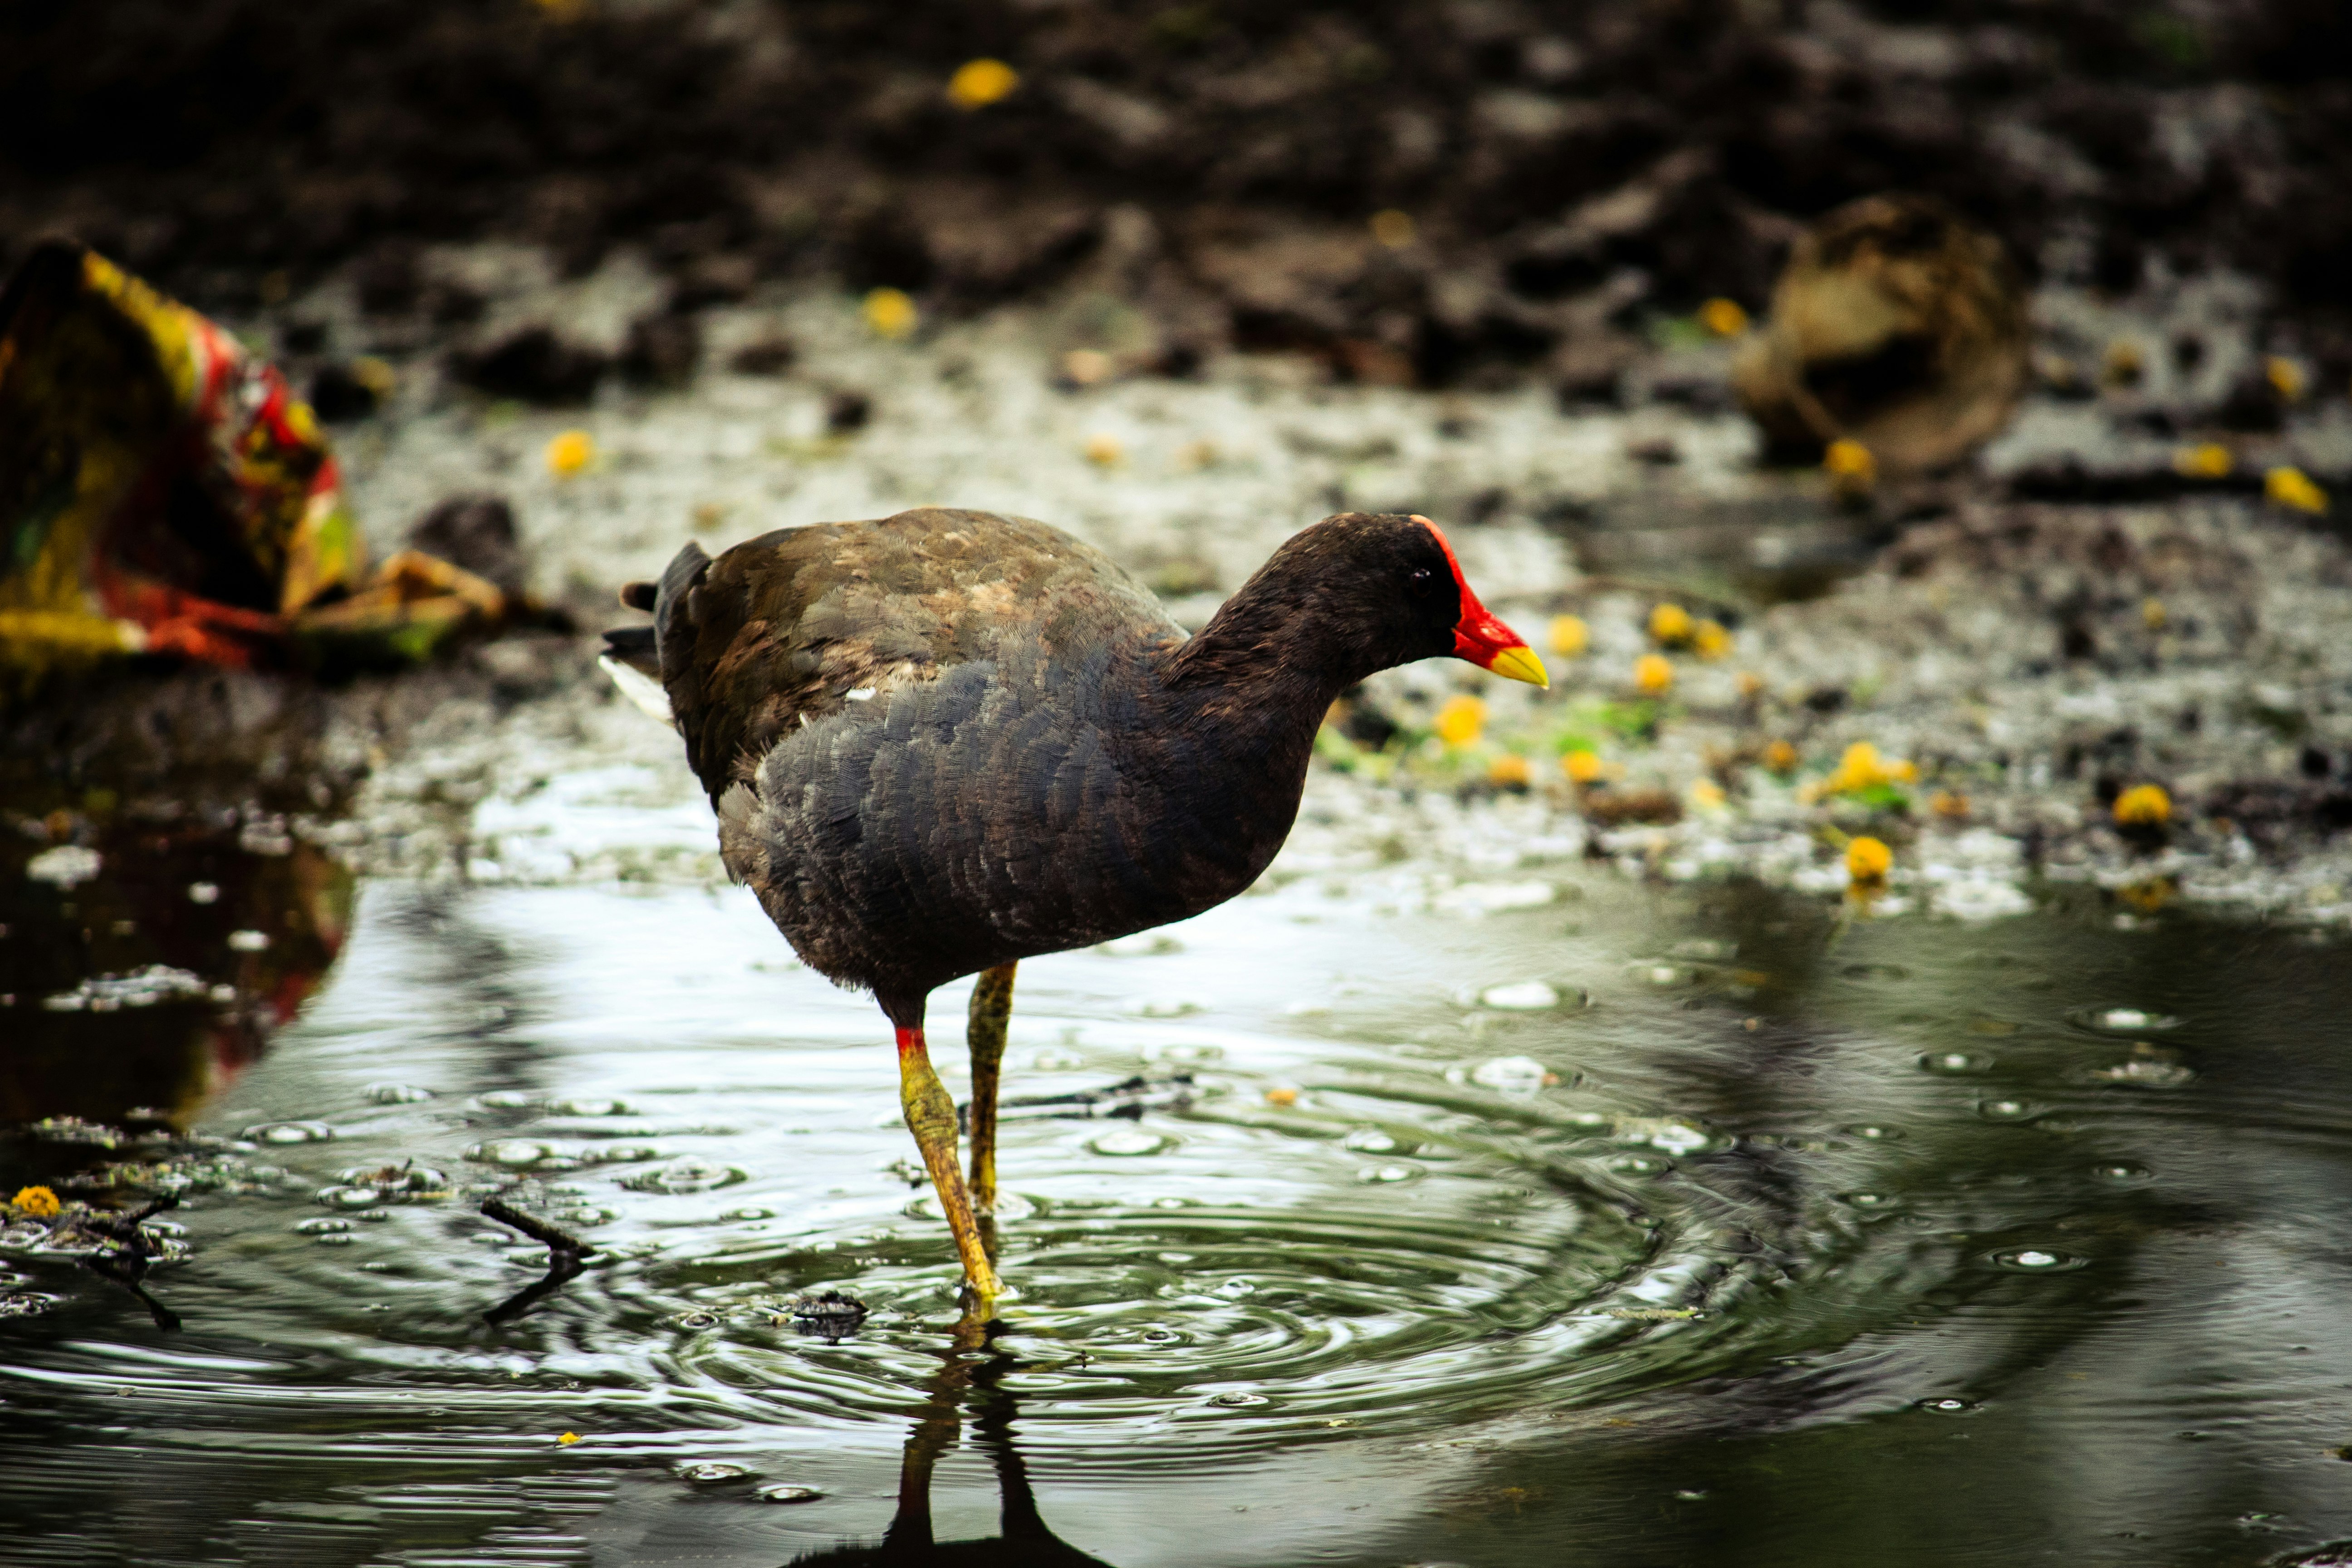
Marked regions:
[603,507,1545,1302]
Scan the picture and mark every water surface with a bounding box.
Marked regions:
[8,823,2352,1566]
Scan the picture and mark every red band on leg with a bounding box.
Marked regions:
[896,1025,925,1058]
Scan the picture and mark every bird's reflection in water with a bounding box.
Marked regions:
[791,1320,1115,1567]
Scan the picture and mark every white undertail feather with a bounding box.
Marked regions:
[597,654,677,726]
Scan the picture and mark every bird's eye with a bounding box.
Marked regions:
[1407,567,1436,597]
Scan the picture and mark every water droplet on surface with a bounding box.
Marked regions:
[479,1090,537,1110]
[295,1218,352,1235]
[365,1083,435,1104]
[245,1121,333,1145]
[1356,1164,1419,1183]
[1921,1051,1992,1075]
[466,1140,556,1169]
[721,1207,773,1222]
[1917,1397,1976,1413]
[1140,1326,1182,1344]
[1208,1391,1269,1408]
[1342,1128,1398,1153]
[676,1461,752,1485]
[1841,1192,1896,1210]
[757,1485,824,1504]
[547,1098,628,1116]
[677,1310,721,1329]
[1089,1128,1169,1157]
[1469,1055,1549,1093]
[1842,1124,1902,1141]
[627,1155,745,1193]
[1977,1098,2040,1122]
[1989,1248,2088,1273]
[1607,1154,1668,1175]
[2073,1006,2180,1033]
[1480,981,1559,1011]
[2092,1162,2151,1183]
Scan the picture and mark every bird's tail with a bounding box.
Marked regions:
[598,540,710,725]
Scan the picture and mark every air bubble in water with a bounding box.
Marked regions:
[1209,1391,1269,1407]
[1090,1129,1168,1157]
[1468,1055,1549,1093]
[1479,981,1559,1011]
[246,1121,333,1145]
[1921,1051,1991,1075]
[1989,1248,2087,1273]
[466,1140,556,1168]
[758,1485,823,1504]
[676,1461,751,1484]
[366,1083,435,1104]
[627,1155,745,1193]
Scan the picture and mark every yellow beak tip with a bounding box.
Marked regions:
[1488,646,1550,689]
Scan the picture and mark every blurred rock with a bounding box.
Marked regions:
[447,325,608,406]
[409,495,526,599]
[620,311,702,390]
[1734,195,2029,475]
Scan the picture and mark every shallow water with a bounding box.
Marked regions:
[9,817,2352,1567]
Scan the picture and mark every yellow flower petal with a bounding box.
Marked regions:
[947,59,1020,110]
[2113,784,2171,826]
[862,288,917,340]
[1547,614,1588,657]
[1845,835,1893,883]
[1434,694,1486,747]
[1698,298,1749,337]
[10,1186,60,1219]
[1633,653,1673,695]
[544,430,595,477]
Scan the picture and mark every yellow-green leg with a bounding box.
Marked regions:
[967,962,1017,1215]
[897,1025,1002,1303]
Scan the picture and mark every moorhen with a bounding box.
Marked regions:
[602,507,1545,1303]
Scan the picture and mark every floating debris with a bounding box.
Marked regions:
[784,1289,869,1340]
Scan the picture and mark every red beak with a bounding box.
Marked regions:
[1415,516,1549,687]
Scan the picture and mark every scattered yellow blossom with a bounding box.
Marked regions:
[1804,741,1915,800]
[1699,298,1749,337]
[947,58,1020,109]
[1563,748,1604,785]
[2173,443,2232,480]
[1845,835,1893,884]
[1488,754,1533,788]
[1434,694,1487,747]
[1928,789,1971,820]
[1083,432,1125,466]
[862,287,917,339]
[1693,619,1731,660]
[1648,603,1694,646]
[558,1431,581,1446]
[1633,653,1673,695]
[2267,466,2329,515]
[2267,356,2307,402]
[2113,784,2172,827]
[1763,739,1797,774]
[1824,438,1876,499]
[1264,1086,1299,1106]
[1548,614,1588,657]
[1369,210,1417,248]
[2142,598,2166,631]
[544,430,594,477]
[1688,779,1727,811]
[11,1186,60,1218]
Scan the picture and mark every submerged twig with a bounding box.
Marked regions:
[479,1197,594,1326]
[79,1194,183,1331]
